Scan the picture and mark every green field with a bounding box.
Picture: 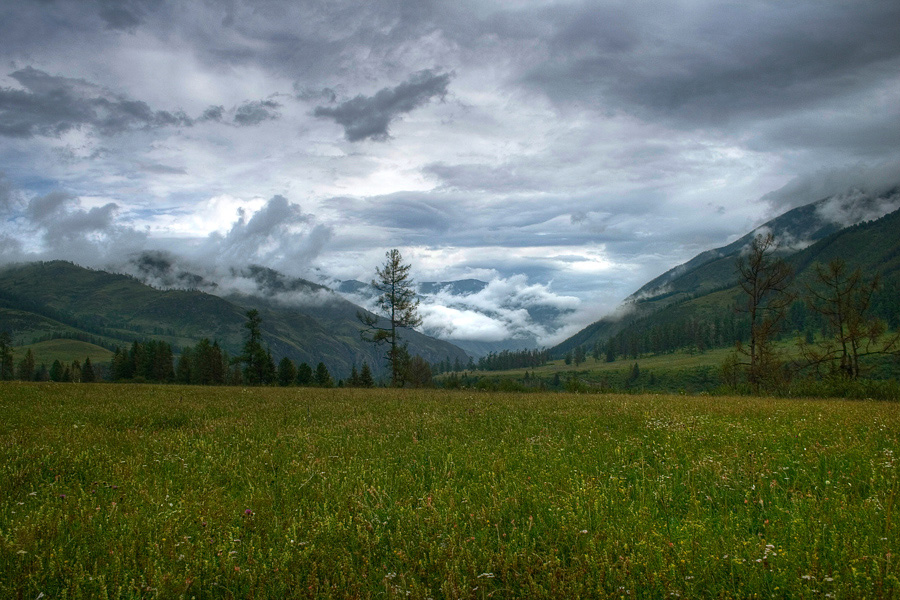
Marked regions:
[2,384,899,598]
[18,339,115,367]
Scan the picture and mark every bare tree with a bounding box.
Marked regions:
[358,249,422,386]
[734,232,795,393]
[799,259,899,380]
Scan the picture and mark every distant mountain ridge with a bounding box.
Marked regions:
[632,187,900,307]
[553,186,900,355]
[0,261,468,379]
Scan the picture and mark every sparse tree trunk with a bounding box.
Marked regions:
[800,259,899,380]
[734,232,795,393]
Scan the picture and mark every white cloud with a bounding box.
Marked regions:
[2,0,900,346]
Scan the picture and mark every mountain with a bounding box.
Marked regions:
[0,261,468,378]
[553,187,900,356]
[337,278,575,357]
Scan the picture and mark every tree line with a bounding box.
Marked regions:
[550,233,900,396]
[0,249,436,388]
[0,335,100,383]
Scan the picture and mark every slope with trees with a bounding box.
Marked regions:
[0,260,468,380]
[552,199,900,392]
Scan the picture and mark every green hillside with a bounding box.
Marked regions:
[554,204,900,358]
[18,339,114,367]
[0,261,468,378]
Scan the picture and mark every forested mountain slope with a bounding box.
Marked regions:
[553,192,900,357]
[0,261,468,378]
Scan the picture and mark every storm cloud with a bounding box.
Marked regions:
[233,99,281,127]
[0,67,286,138]
[314,70,452,141]
[0,67,191,138]
[2,0,900,343]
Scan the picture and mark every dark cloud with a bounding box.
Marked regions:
[0,174,15,214]
[523,1,900,131]
[325,192,458,234]
[0,67,284,138]
[0,67,191,138]
[296,86,337,104]
[233,99,281,126]
[139,162,187,175]
[98,3,143,30]
[0,231,23,259]
[314,69,452,141]
[8,186,146,268]
[760,161,900,213]
[45,202,119,240]
[22,190,120,243]
[3,0,900,336]
[26,190,72,222]
[425,162,547,193]
[201,105,225,122]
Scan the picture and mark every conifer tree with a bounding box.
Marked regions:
[16,348,35,381]
[0,332,14,381]
[277,357,297,387]
[358,249,422,386]
[574,345,586,366]
[315,362,334,388]
[209,341,226,385]
[111,347,131,380]
[629,362,640,382]
[241,309,270,385]
[406,355,433,388]
[359,362,375,388]
[296,362,313,386]
[82,357,96,383]
[347,365,360,387]
[49,359,64,382]
[195,339,216,384]
[176,349,193,383]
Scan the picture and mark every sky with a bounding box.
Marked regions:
[2,0,900,345]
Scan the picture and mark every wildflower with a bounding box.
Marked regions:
[244,509,253,516]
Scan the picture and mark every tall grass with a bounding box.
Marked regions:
[1,383,899,598]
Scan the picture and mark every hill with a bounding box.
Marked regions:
[553,188,900,356]
[18,339,114,367]
[0,261,468,378]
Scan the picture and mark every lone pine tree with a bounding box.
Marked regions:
[358,249,422,386]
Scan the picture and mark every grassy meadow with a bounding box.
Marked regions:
[20,339,115,367]
[1,383,899,598]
